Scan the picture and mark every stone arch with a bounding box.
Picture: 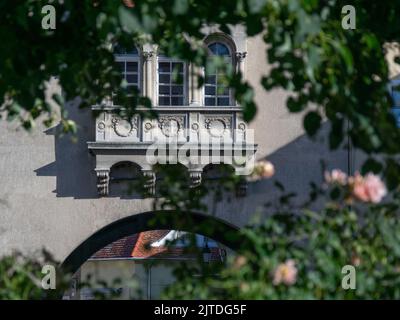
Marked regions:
[108,161,143,197]
[60,210,241,275]
[203,32,237,56]
[110,160,143,170]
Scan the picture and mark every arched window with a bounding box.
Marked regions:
[157,54,186,106]
[204,42,232,106]
[114,45,140,93]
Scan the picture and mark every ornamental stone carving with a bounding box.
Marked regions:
[95,169,110,196]
[97,121,106,132]
[143,51,154,61]
[90,104,257,198]
[238,122,246,131]
[158,115,185,137]
[111,116,138,137]
[142,170,156,195]
[191,122,199,131]
[144,122,153,131]
[235,51,247,62]
[189,171,202,188]
[204,116,232,137]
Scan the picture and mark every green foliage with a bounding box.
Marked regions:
[2,0,400,300]
[164,197,400,299]
[0,251,66,299]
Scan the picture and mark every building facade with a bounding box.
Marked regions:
[0,27,350,266]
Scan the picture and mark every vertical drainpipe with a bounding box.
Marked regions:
[347,119,354,176]
[147,264,152,300]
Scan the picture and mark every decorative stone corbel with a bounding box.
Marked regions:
[143,51,154,61]
[95,168,110,196]
[189,170,202,188]
[235,51,247,74]
[142,169,156,195]
[235,51,247,62]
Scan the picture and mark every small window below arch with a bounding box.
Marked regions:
[204,41,233,106]
[114,44,140,93]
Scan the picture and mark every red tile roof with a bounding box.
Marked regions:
[90,230,223,261]
[92,233,139,259]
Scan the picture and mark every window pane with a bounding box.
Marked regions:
[159,96,170,106]
[126,62,138,72]
[217,74,227,85]
[171,97,183,105]
[217,97,230,106]
[172,62,183,73]
[159,62,170,72]
[129,47,139,55]
[208,42,230,56]
[205,98,215,106]
[159,85,170,94]
[205,75,216,85]
[217,87,229,95]
[126,84,138,92]
[171,85,183,95]
[171,73,184,85]
[159,74,170,84]
[205,86,216,95]
[158,59,186,106]
[216,43,229,56]
[205,63,217,75]
[126,74,138,84]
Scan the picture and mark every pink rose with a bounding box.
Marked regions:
[272,259,297,286]
[249,160,275,181]
[352,172,387,204]
[324,169,348,185]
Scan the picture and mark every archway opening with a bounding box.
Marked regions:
[109,161,143,198]
[60,210,241,299]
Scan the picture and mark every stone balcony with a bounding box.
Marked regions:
[88,105,257,196]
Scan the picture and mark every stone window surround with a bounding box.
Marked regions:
[114,50,142,93]
[156,56,188,106]
[110,28,247,108]
[204,41,233,107]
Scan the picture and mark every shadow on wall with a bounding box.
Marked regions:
[34,101,350,201]
[244,123,349,211]
[34,100,98,199]
[34,100,143,199]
